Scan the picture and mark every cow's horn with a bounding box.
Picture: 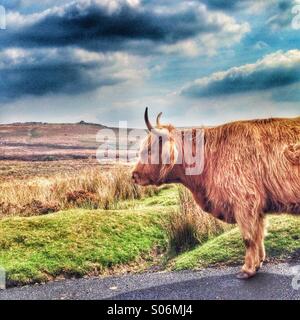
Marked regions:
[144,107,153,131]
[156,112,162,127]
[145,108,168,136]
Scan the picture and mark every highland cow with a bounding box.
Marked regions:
[132,108,300,279]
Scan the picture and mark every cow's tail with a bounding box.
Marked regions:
[284,143,300,165]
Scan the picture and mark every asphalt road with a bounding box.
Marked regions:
[1,263,300,300]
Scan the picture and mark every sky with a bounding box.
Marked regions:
[0,0,299,128]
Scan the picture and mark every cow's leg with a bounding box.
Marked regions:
[235,209,264,279]
[256,216,266,269]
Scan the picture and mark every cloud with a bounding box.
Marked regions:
[201,0,247,10]
[3,0,249,56]
[202,0,296,23]
[266,0,295,30]
[0,47,144,102]
[0,0,251,102]
[0,0,72,12]
[201,0,269,12]
[253,40,269,50]
[0,0,21,10]
[181,49,300,98]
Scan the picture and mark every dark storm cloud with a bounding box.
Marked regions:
[181,50,300,98]
[0,0,249,102]
[0,48,122,102]
[5,1,223,52]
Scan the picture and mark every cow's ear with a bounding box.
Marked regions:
[159,138,178,180]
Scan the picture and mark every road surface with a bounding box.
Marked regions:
[1,263,300,300]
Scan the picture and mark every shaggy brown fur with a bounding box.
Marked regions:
[132,115,300,279]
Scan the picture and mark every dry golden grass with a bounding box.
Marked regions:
[167,186,232,253]
[0,159,102,180]
[0,164,158,217]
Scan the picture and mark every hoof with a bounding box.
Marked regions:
[256,265,261,272]
[256,261,264,271]
[236,271,256,280]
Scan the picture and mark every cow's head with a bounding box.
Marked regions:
[132,108,179,186]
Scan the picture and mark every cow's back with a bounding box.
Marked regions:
[256,117,300,212]
[203,117,300,215]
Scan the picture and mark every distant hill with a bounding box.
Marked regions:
[9,120,108,128]
[0,122,145,161]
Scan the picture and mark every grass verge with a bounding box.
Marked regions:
[0,186,178,286]
[0,207,171,286]
[171,215,300,270]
